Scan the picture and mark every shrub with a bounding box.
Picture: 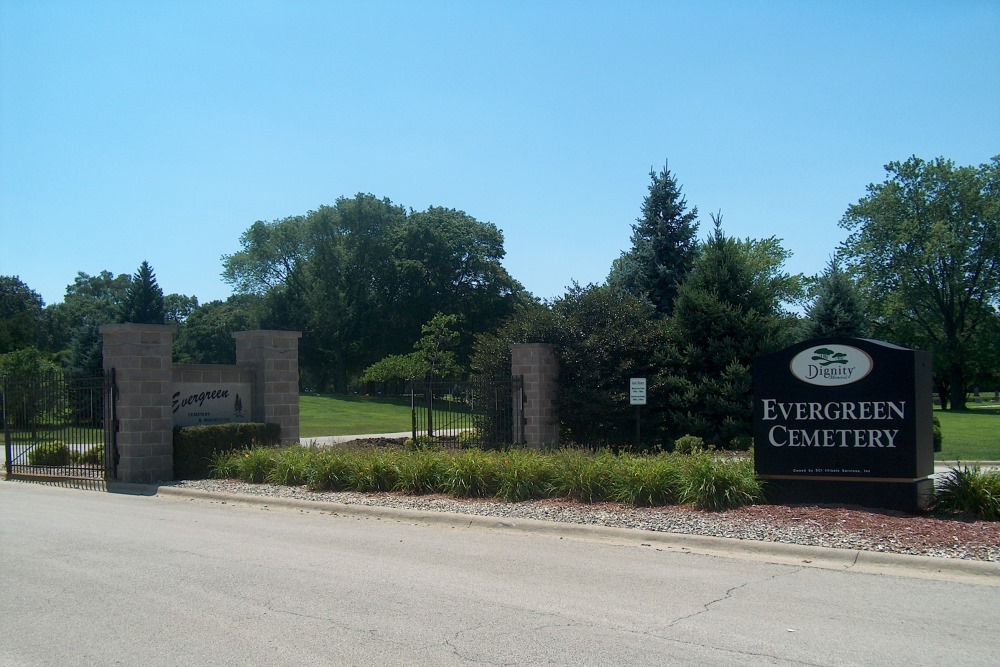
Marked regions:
[350,449,400,492]
[932,416,942,453]
[306,449,354,491]
[548,448,619,502]
[442,449,500,497]
[28,441,70,466]
[395,449,447,494]
[673,435,704,455]
[932,464,1000,520]
[611,453,684,506]
[679,451,763,510]
[75,444,105,465]
[239,447,278,484]
[266,448,312,486]
[209,449,243,480]
[173,422,281,479]
[495,449,555,502]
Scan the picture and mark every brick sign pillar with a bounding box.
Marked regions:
[100,323,176,483]
[234,330,302,444]
[511,343,559,448]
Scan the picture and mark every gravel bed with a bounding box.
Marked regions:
[166,478,1000,562]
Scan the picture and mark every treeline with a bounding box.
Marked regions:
[3,155,998,448]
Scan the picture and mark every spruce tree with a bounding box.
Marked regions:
[661,216,787,447]
[608,162,699,314]
[805,258,868,339]
[121,261,165,325]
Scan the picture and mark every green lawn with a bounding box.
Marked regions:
[300,393,416,438]
[934,404,1000,462]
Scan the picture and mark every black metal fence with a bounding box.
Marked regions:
[2,370,114,481]
[409,376,523,449]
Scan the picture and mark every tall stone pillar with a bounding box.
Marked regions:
[510,343,559,448]
[100,324,176,483]
[234,330,302,444]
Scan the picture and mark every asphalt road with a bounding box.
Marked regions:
[2,481,999,667]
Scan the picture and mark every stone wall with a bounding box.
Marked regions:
[100,324,176,484]
[101,326,300,483]
[234,330,302,445]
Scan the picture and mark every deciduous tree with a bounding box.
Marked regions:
[839,156,1000,410]
[0,276,44,354]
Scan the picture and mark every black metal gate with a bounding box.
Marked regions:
[410,376,523,448]
[2,369,116,482]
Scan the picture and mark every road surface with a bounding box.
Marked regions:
[2,481,998,666]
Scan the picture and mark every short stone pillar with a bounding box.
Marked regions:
[234,330,302,444]
[100,323,176,483]
[511,343,559,448]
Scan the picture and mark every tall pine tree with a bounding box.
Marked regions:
[608,162,699,314]
[805,258,867,339]
[121,261,165,325]
[660,216,788,447]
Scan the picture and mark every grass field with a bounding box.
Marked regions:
[299,394,1000,460]
[299,393,415,438]
[934,404,1000,462]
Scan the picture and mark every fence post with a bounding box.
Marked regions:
[510,343,559,448]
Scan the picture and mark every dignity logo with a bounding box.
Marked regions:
[789,345,873,386]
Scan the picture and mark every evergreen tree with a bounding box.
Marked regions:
[608,162,699,314]
[805,258,867,339]
[121,261,165,325]
[661,216,789,447]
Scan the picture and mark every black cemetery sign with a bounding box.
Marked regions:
[752,338,934,511]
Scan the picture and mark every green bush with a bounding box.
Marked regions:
[266,448,312,486]
[75,444,105,465]
[932,415,942,453]
[679,451,763,510]
[495,449,555,502]
[350,449,400,492]
[673,435,704,455]
[239,447,278,484]
[173,422,281,479]
[306,449,354,491]
[611,453,684,506]
[442,449,500,497]
[395,449,447,494]
[548,448,619,502]
[207,444,767,511]
[932,464,1000,520]
[28,441,70,466]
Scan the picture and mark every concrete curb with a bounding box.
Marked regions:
[152,485,1000,588]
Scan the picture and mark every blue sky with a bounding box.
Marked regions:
[2,1,998,308]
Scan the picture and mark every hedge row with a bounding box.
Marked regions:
[173,422,280,480]
[210,446,764,511]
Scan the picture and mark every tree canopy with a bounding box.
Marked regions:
[0,276,44,354]
[839,155,1000,409]
[608,162,699,314]
[804,257,867,339]
[121,261,165,325]
[222,194,523,391]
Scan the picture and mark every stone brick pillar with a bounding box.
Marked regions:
[100,324,176,483]
[510,343,559,448]
[234,330,301,444]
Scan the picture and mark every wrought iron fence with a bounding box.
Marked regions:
[2,370,114,481]
[409,376,523,449]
